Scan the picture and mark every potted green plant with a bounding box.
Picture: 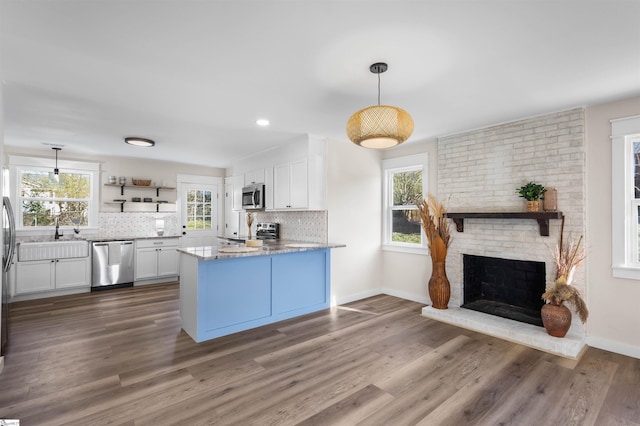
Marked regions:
[541,232,589,337]
[516,181,546,212]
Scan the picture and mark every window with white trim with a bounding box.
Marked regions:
[382,154,428,253]
[10,156,100,232]
[611,115,640,279]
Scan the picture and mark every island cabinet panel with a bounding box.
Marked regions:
[199,256,272,331]
[180,249,331,343]
[272,250,327,315]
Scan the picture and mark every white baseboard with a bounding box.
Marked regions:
[381,288,429,305]
[587,336,640,359]
[334,288,383,306]
[333,288,428,306]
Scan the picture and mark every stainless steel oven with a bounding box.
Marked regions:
[242,183,265,210]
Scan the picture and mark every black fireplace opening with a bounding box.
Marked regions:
[462,254,546,327]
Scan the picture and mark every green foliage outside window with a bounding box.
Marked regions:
[21,171,90,227]
[391,169,423,243]
[186,189,213,230]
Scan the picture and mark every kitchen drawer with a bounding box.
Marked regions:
[135,237,180,249]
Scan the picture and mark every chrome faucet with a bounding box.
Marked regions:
[55,218,61,240]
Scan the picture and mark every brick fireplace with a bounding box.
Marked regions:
[422,108,587,358]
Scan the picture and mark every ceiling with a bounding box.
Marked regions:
[2,1,639,168]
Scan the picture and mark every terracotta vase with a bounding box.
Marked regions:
[541,301,572,337]
[429,260,450,309]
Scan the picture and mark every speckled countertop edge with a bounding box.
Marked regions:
[178,241,345,260]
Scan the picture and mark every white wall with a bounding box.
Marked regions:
[3,146,224,188]
[0,12,5,370]
[380,138,439,303]
[326,138,383,304]
[585,95,640,358]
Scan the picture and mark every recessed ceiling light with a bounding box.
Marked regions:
[256,119,270,127]
[125,137,155,147]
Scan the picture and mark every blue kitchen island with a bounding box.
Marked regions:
[178,242,342,343]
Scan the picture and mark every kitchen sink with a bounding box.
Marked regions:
[18,240,90,261]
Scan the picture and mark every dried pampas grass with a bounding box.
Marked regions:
[542,217,589,323]
[417,194,451,261]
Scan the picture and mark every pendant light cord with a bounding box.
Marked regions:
[377,72,381,106]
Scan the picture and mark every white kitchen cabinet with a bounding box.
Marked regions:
[16,260,54,293]
[135,238,180,282]
[55,258,91,289]
[244,168,265,186]
[273,159,308,209]
[226,175,244,211]
[232,134,326,211]
[16,257,90,294]
[224,183,240,238]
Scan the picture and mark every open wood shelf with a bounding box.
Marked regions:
[104,183,175,197]
[445,212,563,236]
[104,201,175,212]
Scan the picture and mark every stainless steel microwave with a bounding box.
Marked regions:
[242,183,265,210]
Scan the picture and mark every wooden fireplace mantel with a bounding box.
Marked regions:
[445,212,564,236]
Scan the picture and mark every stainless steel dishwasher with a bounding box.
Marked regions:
[91,240,134,290]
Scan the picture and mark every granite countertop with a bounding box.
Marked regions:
[179,240,345,260]
[18,234,182,244]
[87,234,182,242]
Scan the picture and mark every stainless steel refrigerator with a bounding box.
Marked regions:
[2,196,16,354]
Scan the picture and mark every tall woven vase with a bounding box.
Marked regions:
[429,261,450,309]
[428,235,450,309]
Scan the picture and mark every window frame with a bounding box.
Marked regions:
[611,115,640,279]
[382,153,429,255]
[9,155,100,235]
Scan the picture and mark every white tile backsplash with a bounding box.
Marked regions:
[255,210,328,243]
[98,212,179,237]
[96,210,327,242]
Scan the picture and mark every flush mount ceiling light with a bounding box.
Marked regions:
[256,119,270,127]
[124,137,155,147]
[346,62,414,149]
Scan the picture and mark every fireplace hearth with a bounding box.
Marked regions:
[462,255,546,327]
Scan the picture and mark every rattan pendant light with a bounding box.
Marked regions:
[346,62,414,149]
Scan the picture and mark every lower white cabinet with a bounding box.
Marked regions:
[134,237,180,281]
[16,257,90,294]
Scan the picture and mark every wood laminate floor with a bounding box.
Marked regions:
[0,282,639,425]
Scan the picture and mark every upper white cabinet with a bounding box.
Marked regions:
[244,168,265,186]
[225,175,244,212]
[224,182,241,237]
[232,135,326,212]
[274,159,308,209]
